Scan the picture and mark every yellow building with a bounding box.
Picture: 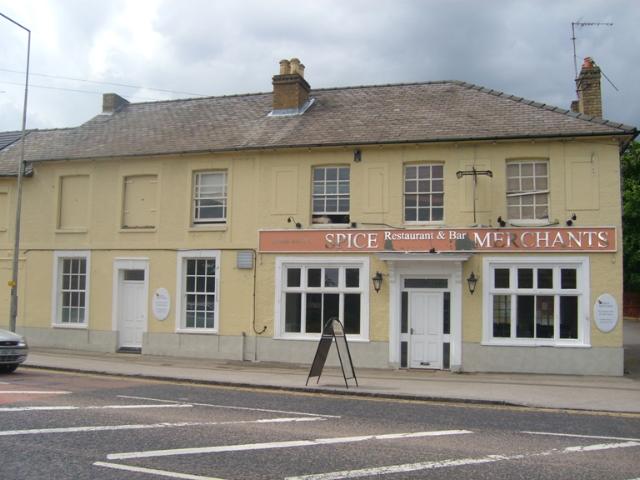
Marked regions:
[0,58,636,375]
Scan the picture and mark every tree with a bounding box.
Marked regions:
[622,141,640,292]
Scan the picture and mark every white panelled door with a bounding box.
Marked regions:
[409,292,443,369]
[117,269,146,349]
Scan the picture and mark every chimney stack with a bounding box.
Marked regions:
[102,93,129,114]
[573,57,602,118]
[272,58,310,113]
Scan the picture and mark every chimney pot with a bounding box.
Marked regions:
[290,58,301,75]
[279,59,291,75]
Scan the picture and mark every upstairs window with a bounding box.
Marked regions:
[193,171,227,224]
[122,175,158,229]
[404,164,444,223]
[506,160,549,222]
[58,175,90,230]
[312,166,350,224]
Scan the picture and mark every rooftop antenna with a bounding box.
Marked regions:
[571,21,613,80]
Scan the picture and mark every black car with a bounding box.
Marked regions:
[0,329,28,373]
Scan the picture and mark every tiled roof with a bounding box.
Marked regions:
[0,81,636,174]
[0,131,23,151]
[0,131,28,176]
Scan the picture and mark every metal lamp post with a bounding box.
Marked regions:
[1,12,30,332]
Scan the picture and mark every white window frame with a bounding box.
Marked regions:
[403,163,445,224]
[274,256,369,341]
[51,250,91,328]
[192,171,227,225]
[482,256,590,347]
[311,166,350,225]
[506,159,550,225]
[175,250,221,333]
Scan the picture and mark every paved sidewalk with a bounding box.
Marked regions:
[23,342,640,414]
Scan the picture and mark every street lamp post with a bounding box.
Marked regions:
[1,12,31,332]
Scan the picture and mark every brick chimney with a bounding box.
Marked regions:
[271,58,311,114]
[573,57,602,118]
[102,93,129,114]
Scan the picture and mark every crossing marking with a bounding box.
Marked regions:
[0,416,323,437]
[118,394,341,418]
[523,431,640,442]
[284,441,640,479]
[107,430,472,460]
[94,461,226,480]
[0,403,193,412]
[0,390,70,394]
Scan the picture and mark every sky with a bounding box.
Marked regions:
[0,0,638,132]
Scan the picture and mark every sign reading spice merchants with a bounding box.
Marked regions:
[259,227,616,253]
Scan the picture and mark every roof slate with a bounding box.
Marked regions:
[0,80,636,174]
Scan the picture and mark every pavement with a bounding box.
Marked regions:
[21,320,640,415]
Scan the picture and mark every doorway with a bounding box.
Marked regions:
[408,291,444,369]
[113,259,149,351]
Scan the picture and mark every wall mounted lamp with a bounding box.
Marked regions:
[372,271,384,293]
[467,272,478,295]
[566,213,577,226]
[496,216,506,227]
[287,216,302,229]
[353,149,362,162]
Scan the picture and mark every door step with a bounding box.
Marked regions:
[117,347,141,354]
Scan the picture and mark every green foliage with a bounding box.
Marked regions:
[623,141,640,292]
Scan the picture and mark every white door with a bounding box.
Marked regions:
[117,269,146,349]
[409,292,443,369]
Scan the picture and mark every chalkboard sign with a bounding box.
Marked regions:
[306,318,358,388]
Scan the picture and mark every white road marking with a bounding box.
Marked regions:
[564,441,640,452]
[107,430,472,460]
[0,390,70,394]
[0,416,323,436]
[284,441,640,479]
[523,431,640,442]
[0,404,193,412]
[94,461,226,480]
[119,395,183,404]
[118,394,341,418]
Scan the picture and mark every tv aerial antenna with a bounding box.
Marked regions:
[571,21,613,80]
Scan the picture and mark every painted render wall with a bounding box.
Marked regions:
[0,137,625,372]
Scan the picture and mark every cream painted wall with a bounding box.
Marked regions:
[0,137,624,351]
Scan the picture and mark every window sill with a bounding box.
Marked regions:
[402,221,445,227]
[119,227,157,233]
[481,340,590,348]
[310,223,352,229]
[176,328,219,335]
[52,323,88,330]
[505,219,550,227]
[188,224,227,232]
[274,334,370,343]
[55,228,88,234]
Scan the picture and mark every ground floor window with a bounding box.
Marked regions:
[276,257,369,340]
[483,256,589,346]
[52,251,90,326]
[176,250,220,332]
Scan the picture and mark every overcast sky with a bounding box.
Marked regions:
[0,0,638,132]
